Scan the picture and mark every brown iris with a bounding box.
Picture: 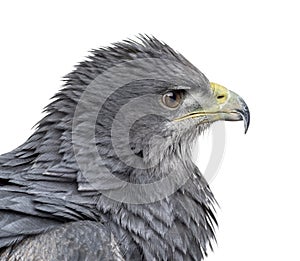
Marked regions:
[161,91,183,109]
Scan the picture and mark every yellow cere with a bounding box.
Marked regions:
[210,82,229,105]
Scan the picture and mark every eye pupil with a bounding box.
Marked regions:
[167,92,176,101]
[162,91,183,108]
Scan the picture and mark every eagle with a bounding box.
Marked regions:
[0,35,249,261]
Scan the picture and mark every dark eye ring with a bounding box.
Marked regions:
[161,91,183,109]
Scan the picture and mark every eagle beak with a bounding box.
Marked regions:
[209,82,250,134]
[174,82,250,134]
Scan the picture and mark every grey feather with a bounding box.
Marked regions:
[0,221,125,261]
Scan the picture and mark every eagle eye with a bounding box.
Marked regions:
[161,90,183,109]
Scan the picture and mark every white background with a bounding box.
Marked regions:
[0,1,299,260]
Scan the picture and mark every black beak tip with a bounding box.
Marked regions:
[244,117,250,134]
[236,98,250,134]
[242,106,250,134]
